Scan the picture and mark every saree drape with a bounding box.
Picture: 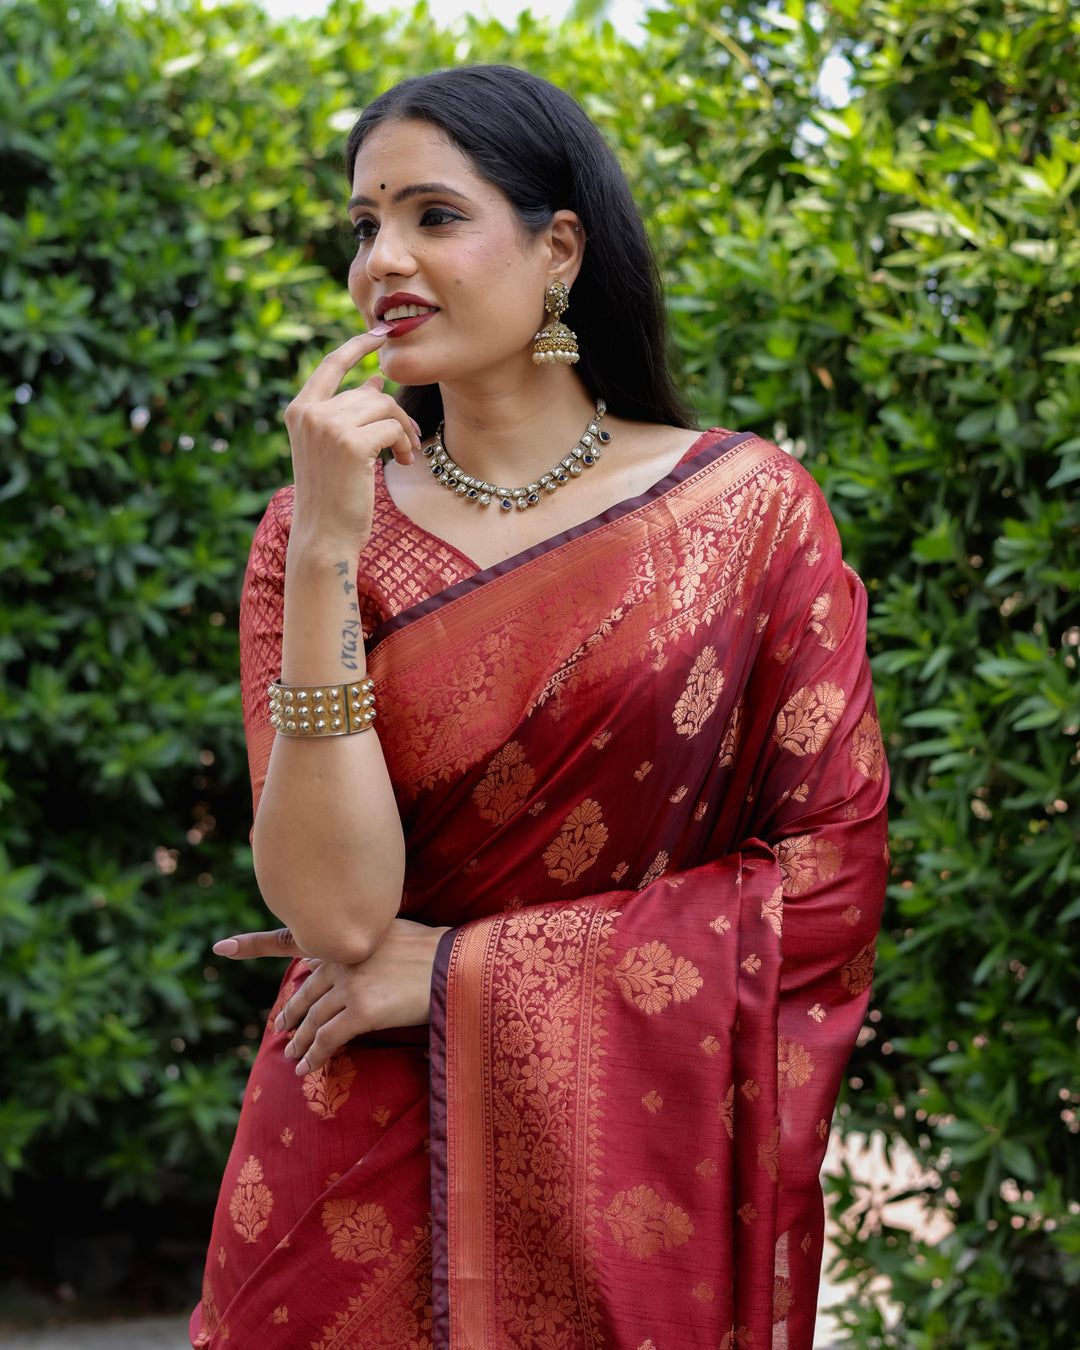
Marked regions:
[191,429,888,1350]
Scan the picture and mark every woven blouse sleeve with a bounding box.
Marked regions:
[238,488,293,822]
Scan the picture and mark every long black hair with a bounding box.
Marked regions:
[344,65,695,433]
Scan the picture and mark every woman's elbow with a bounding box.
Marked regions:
[256,886,392,964]
[251,843,400,963]
[284,921,385,966]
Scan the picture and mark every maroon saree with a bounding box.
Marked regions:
[191,429,888,1349]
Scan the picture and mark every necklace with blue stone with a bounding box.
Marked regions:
[423,400,610,511]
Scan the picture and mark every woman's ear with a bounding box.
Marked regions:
[548,210,585,288]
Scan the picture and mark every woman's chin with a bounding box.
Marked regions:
[377,351,444,388]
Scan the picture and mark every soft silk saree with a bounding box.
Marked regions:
[191,429,888,1350]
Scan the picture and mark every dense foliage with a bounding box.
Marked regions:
[1,0,1077,1341]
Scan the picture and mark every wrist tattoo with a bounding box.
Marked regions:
[336,562,361,668]
[341,617,361,670]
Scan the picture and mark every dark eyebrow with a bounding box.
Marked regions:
[347,182,469,210]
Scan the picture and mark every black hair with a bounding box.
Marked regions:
[344,65,695,433]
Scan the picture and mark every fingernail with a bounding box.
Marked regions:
[369,322,392,336]
[274,1012,285,1032]
[212,938,239,957]
[409,417,422,436]
[295,1058,311,1076]
[283,1040,296,1058]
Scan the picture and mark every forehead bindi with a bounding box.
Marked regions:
[351,121,482,201]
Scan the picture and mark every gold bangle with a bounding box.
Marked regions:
[268,678,375,736]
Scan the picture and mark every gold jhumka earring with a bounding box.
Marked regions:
[532,279,580,366]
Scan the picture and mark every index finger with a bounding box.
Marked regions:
[212,928,307,960]
[292,328,390,405]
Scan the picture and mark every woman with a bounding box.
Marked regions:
[191,65,888,1350]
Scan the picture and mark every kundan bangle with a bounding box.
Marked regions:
[268,679,376,736]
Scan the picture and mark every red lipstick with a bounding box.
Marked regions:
[374,292,440,338]
[384,311,437,337]
[375,292,438,318]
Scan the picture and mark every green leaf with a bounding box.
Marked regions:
[955,407,998,441]
[999,1140,1038,1183]
[888,209,957,236]
[1047,459,1080,488]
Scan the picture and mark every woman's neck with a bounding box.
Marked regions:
[437,368,598,488]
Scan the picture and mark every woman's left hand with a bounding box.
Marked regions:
[274,918,450,1075]
[213,928,309,961]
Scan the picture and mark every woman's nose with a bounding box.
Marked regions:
[365,225,416,280]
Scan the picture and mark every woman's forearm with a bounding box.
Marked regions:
[252,530,405,963]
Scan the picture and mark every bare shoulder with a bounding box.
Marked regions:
[604,417,706,498]
[610,417,703,457]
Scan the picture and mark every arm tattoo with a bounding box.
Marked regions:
[334,561,362,669]
[340,618,361,670]
[335,559,356,594]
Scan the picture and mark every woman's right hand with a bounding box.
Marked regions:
[283,330,421,553]
[256,331,412,958]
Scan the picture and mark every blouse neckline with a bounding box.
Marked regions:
[374,426,733,579]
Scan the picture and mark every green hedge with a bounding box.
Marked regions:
[1,0,1077,1341]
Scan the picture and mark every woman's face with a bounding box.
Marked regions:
[347,118,553,390]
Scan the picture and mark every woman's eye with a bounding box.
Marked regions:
[351,218,377,242]
[421,207,463,227]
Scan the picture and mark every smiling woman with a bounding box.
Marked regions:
[190,65,888,1350]
[345,118,553,396]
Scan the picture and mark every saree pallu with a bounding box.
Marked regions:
[191,430,889,1350]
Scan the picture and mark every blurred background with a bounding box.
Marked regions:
[1,0,1078,1344]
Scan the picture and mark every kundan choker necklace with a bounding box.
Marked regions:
[423,400,611,511]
